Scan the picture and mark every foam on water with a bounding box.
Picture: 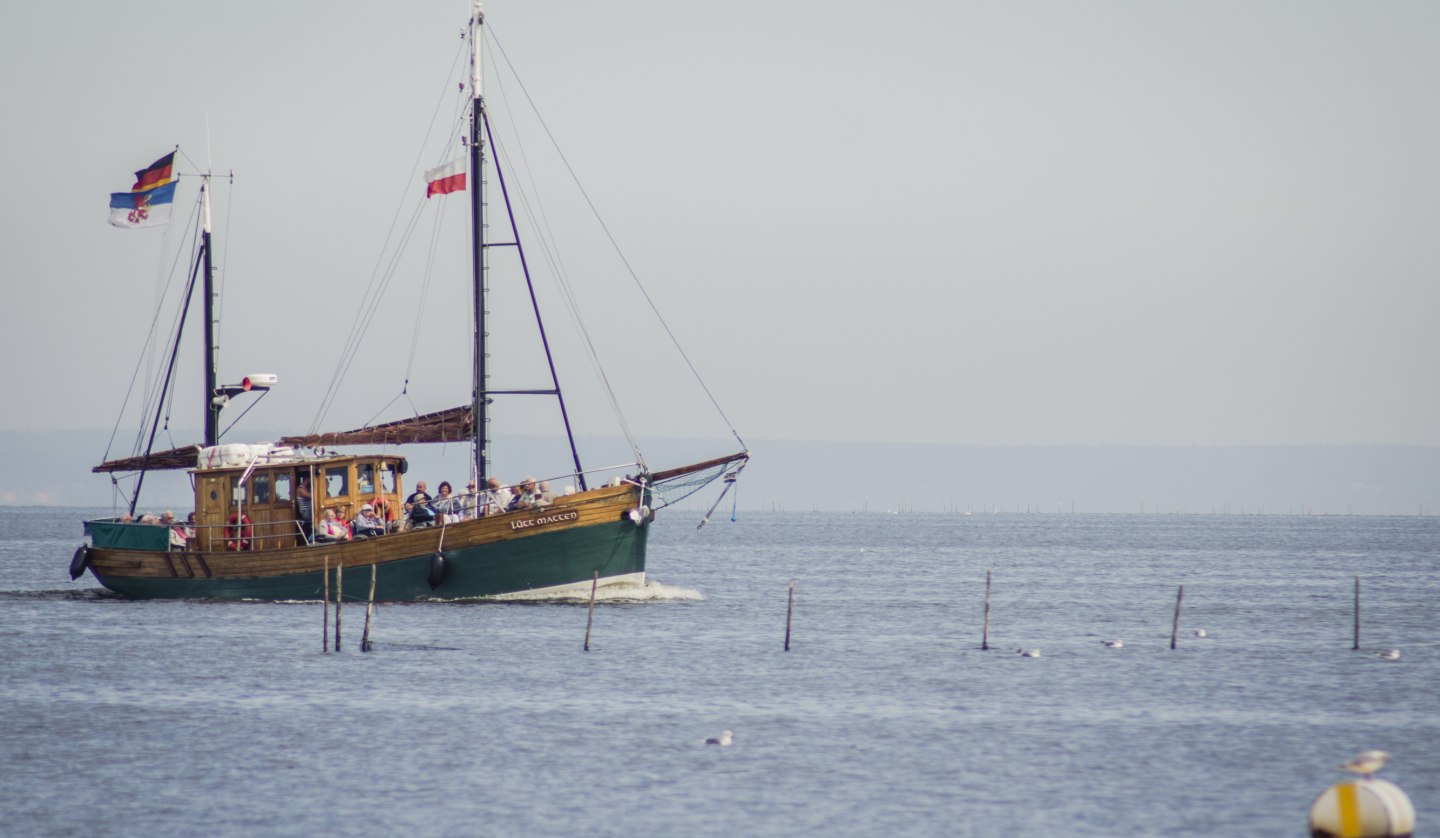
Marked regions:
[480,578,703,603]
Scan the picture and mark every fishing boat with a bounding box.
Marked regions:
[72,5,747,600]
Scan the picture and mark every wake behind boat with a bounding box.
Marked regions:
[74,5,746,601]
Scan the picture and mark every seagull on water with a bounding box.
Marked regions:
[1193,628,1208,638]
[1376,649,1400,660]
[1340,750,1388,778]
[705,730,733,746]
[1102,640,1124,649]
[1018,648,1041,658]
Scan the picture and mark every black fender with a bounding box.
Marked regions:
[69,545,90,580]
[427,551,446,590]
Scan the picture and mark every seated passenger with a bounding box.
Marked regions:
[353,503,386,538]
[462,481,479,519]
[481,477,512,516]
[432,481,463,523]
[161,511,187,551]
[315,508,352,542]
[406,481,435,528]
[513,476,539,510]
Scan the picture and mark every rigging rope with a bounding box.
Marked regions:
[485,125,644,465]
[310,42,468,435]
[404,195,448,379]
[102,191,202,465]
[482,42,644,463]
[486,25,747,454]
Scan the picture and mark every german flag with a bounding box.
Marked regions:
[132,152,175,192]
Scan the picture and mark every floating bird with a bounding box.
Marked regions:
[1102,640,1124,649]
[1193,628,1208,638]
[1018,649,1041,658]
[1376,649,1401,660]
[705,730,733,746]
[1340,750,1388,778]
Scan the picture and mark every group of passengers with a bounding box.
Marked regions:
[309,476,561,542]
[401,476,558,530]
[117,474,569,548]
[117,510,196,551]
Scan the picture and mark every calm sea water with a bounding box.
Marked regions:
[1,507,1436,837]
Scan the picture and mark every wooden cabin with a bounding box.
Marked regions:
[192,455,406,552]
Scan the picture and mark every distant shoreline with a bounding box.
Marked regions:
[4,430,1437,515]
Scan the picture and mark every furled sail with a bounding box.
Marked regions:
[280,405,473,448]
[93,445,202,473]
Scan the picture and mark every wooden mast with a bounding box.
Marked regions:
[469,3,488,487]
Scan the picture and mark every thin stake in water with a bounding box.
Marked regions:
[362,563,377,652]
[583,570,599,651]
[1353,576,1361,651]
[784,580,795,651]
[1170,584,1184,650]
[334,559,343,652]
[982,570,992,651]
[322,556,330,655]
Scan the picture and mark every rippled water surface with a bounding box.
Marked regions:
[2,507,1437,836]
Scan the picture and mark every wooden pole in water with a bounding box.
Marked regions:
[583,570,599,652]
[362,563,377,652]
[982,570,992,651]
[322,556,330,654]
[1353,576,1360,651]
[1170,585,1184,650]
[784,580,795,651]
[334,559,343,652]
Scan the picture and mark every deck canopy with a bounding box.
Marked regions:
[280,405,473,448]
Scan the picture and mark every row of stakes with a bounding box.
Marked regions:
[317,569,1415,835]
[319,564,621,654]
[980,572,1383,655]
[319,568,1382,658]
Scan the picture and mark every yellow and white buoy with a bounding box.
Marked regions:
[1308,751,1415,838]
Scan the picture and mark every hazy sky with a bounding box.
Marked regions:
[3,0,1438,452]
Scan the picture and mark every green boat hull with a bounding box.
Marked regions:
[91,519,648,601]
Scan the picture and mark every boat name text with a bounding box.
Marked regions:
[509,510,580,531]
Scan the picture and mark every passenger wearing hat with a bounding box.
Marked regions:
[353,503,386,538]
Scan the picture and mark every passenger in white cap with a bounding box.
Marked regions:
[353,503,385,538]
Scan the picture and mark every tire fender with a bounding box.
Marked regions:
[69,546,90,580]
[427,551,446,590]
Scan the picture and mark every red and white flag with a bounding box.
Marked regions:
[424,158,466,198]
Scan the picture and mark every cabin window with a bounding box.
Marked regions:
[253,473,272,504]
[324,466,349,499]
[381,464,398,494]
[357,463,376,494]
[230,476,248,504]
[274,472,292,503]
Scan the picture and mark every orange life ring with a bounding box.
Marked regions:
[225,513,253,551]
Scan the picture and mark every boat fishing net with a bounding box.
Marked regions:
[646,451,748,511]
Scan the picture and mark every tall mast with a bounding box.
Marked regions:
[201,176,219,446]
[469,3,488,485]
